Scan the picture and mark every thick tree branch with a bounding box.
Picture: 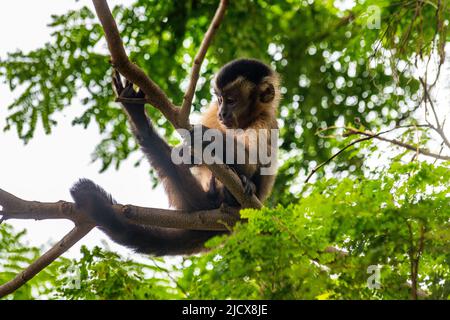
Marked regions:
[0,224,93,298]
[0,188,91,224]
[178,0,228,128]
[0,188,241,231]
[92,0,179,126]
[121,203,240,230]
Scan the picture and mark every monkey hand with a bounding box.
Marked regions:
[113,70,146,112]
[229,166,256,196]
[221,171,256,208]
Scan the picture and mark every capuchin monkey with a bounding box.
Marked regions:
[70,58,280,256]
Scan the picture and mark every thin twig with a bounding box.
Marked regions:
[347,128,450,160]
[306,124,450,182]
[419,77,450,149]
[420,77,441,130]
[178,0,229,128]
[305,136,373,183]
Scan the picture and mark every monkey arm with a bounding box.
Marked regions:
[128,115,217,210]
[114,73,217,211]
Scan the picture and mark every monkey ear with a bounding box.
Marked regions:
[259,82,275,103]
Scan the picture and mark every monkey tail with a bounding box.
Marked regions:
[70,179,223,256]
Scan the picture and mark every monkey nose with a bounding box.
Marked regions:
[220,114,233,127]
[220,110,230,120]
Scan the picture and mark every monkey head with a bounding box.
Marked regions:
[213,58,280,129]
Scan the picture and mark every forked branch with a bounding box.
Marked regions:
[178,0,229,128]
[93,0,261,209]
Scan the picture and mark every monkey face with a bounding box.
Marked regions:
[213,59,280,129]
[216,94,236,128]
[215,82,252,128]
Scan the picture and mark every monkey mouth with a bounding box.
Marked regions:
[221,118,234,128]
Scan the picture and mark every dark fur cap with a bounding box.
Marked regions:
[215,58,273,88]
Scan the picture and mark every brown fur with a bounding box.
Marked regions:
[195,72,281,203]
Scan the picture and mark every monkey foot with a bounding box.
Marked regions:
[239,174,256,196]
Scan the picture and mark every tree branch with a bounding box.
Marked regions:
[0,188,91,224]
[0,188,241,231]
[0,186,241,298]
[346,128,450,161]
[305,135,373,183]
[419,77,450,149]
[0,224,93,298]
[178,0,228,128]
[120,203,240,230]
[306,125,450,182]
[92,0,179,126]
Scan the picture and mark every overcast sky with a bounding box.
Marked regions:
[0,0,168,258]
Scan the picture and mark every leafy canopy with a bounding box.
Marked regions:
[2,162,449,299]
[0,0,449,300]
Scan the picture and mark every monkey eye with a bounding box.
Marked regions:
[217,96,223,104]
[225,97,236,105]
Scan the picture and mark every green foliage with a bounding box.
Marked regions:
[0,226,183,300]
[0,224,66,299]
[177,162,450,299]
[55,246,182,299]
[3,162,447,300]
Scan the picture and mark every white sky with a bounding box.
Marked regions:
[0,0,168,258]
